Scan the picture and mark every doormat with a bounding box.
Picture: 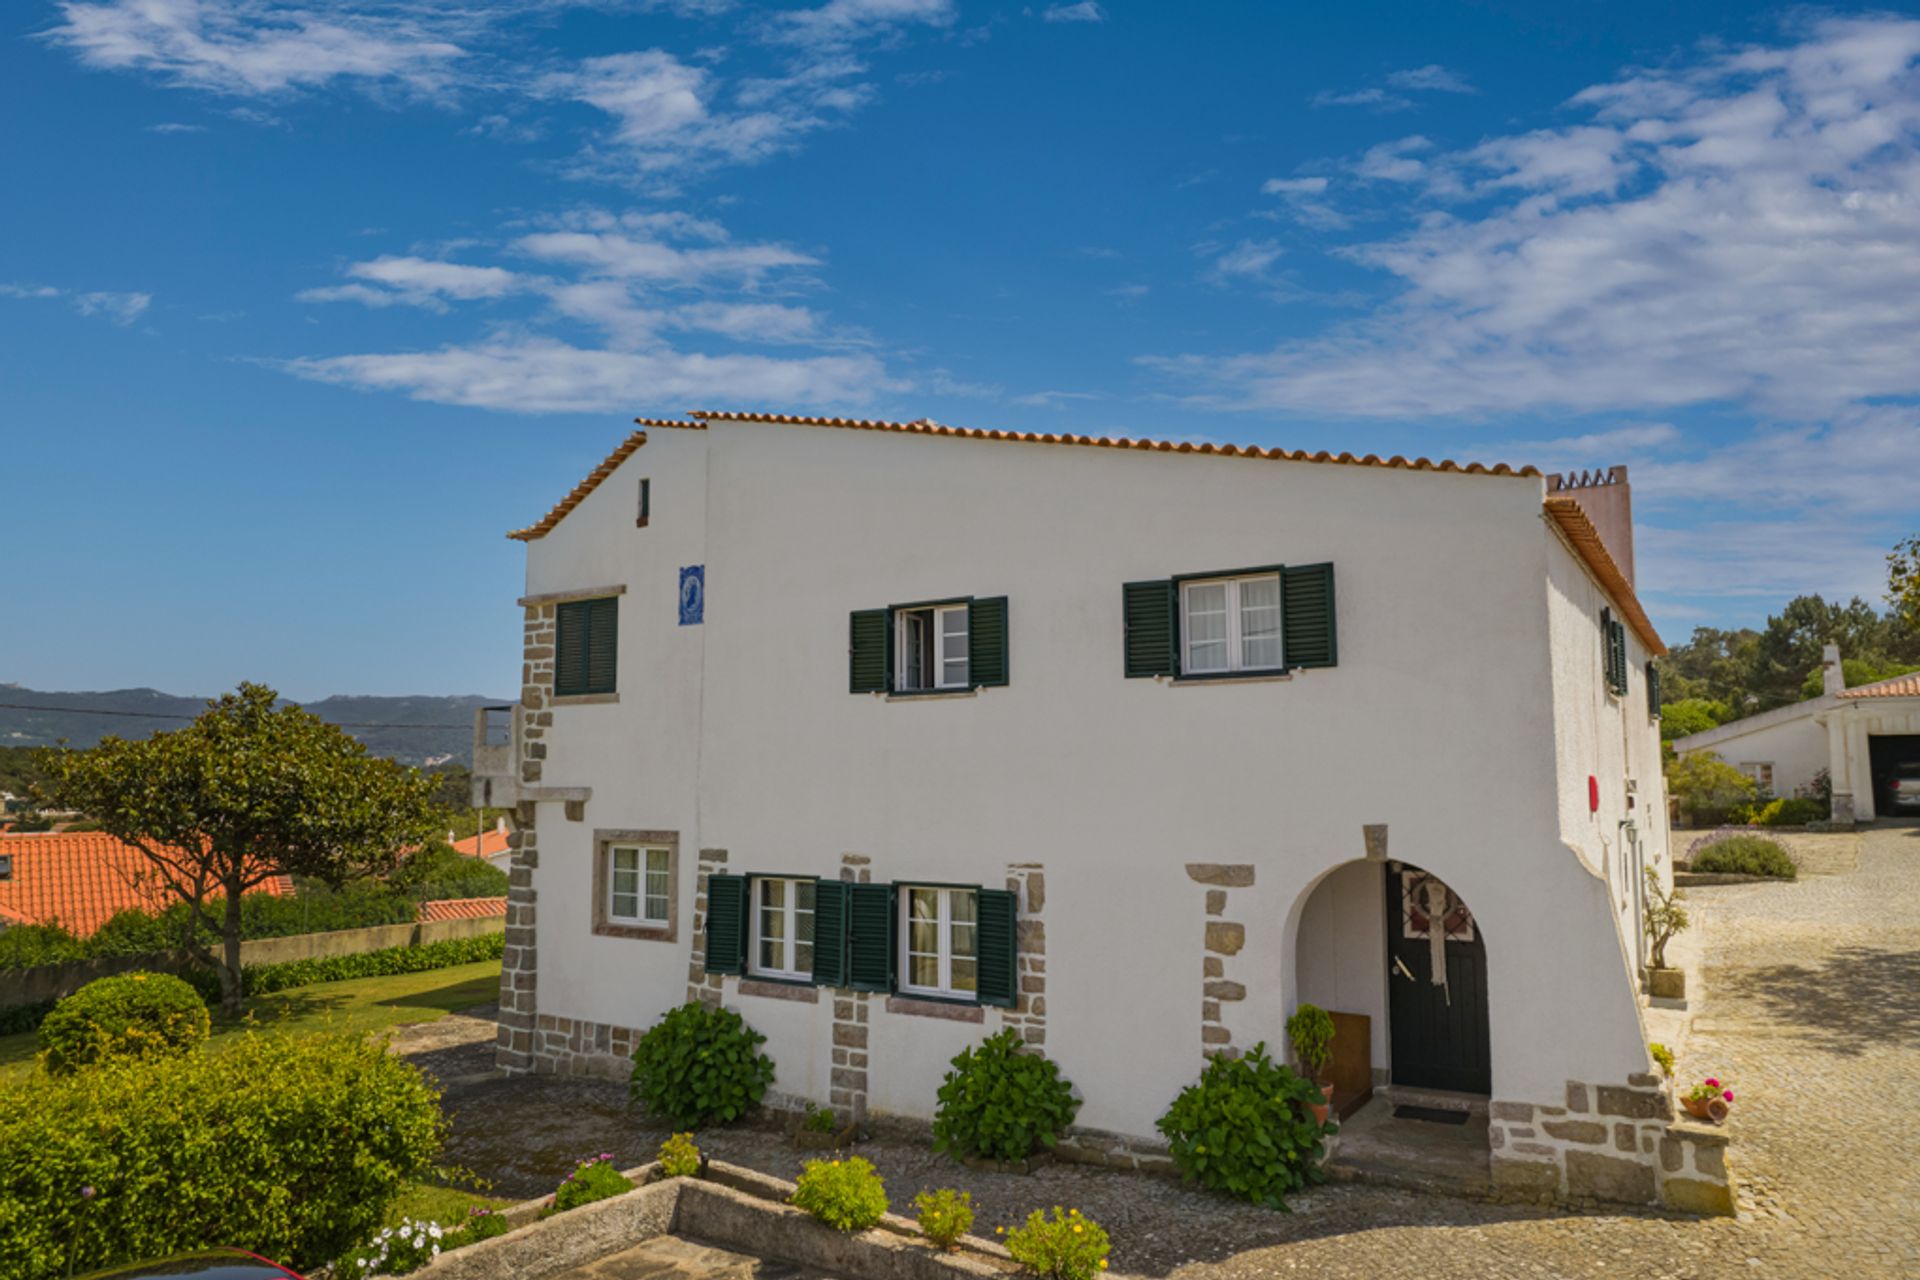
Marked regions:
[1393,1105,1469,1126]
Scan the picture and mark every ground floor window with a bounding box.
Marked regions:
[1738,762,1775,796]
[749,876,817,981]
[609,845,671,925]
[900,885,978,999]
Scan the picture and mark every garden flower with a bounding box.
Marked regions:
[1723,1090,1734,1101]
[1704,1077,1720,1089]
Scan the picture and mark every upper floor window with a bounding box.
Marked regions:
[848,597,1009,696]
[749,876,816,982]
[1181,573,1283,674]
[900,885,978,1000]
[897,604,969,692]
[556,596,618,697]
[609,844,670,925]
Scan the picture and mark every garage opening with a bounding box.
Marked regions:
[1868,734,1920,817]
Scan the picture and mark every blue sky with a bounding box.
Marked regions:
[4,1,1919,700]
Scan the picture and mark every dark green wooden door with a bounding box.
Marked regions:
[1386,864,1491,1095]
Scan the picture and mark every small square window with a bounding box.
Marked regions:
[594,831,677,940]
[1181,573,1284,674]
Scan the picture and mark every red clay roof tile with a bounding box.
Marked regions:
[418,896,507,921]
[0,833,293,938]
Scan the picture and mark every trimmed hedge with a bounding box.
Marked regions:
[0,1030,445,1279]
[38,972,209,1075]
[1692,835,1797,879]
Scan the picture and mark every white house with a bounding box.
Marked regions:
[476,413,1726,1211]
[1669,645,1920,822]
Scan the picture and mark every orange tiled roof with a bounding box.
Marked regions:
[1839,672,1920,699]
[450,828,511,860]
[0,833,294,938]
[1543,496,1665,657]
[418,895,507,922]
[505,411,1542,542]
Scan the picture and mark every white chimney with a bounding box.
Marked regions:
[1822,643,1844,697]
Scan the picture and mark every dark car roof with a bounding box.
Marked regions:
[79,1249,303,1279]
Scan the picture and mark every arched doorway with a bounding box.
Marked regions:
[1385,862,1490,1095]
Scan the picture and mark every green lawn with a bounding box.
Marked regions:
[387,1179,514,1229]
[0,959,501,1080]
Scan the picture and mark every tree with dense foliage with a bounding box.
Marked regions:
[1667,751,1758,826]
[39,683,441,1014]
[1657,592,1920,717]
[1890,535,1920,630]
[1658,698,1732,742]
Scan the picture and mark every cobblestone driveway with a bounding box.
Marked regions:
[417,825,1920,1280]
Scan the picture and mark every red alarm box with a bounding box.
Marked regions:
[1589,775,1600,813]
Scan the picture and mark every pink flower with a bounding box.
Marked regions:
[1723,1090,1734,1102]
[1704,1077,1720,1089]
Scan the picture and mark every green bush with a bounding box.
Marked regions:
[552,1156,632,1212]
[932,1028,1081,1163]
[628,1001,775,1128]
[38,971,210,1074]
[242,930,503,997]
[1752,796,1826,827]
[1003,1206,1110,1280]
[659,1132,701,1178]
[791,1156,888,1232]
[446,1208,510,1247]
[914,1188,974,1249]
[1692,835,1797,879]
[0,1030,444,1279]
[0,922,84,970]
[0,1000,55,1037]
[1667,752,1758,826]
[337,1218,446,1277]
[803,1102,838,1133]
[1284,1003,1334,1080]
[390,843,511,902]
[1156,1042,1334,1209]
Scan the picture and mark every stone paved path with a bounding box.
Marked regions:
[418,824,1920,1280]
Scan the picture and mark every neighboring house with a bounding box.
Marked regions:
[419,895,509,923]
[0,832,294,937]
[1669,645,1920,822]
[475,415,1698,1207]
[450,818,515,873]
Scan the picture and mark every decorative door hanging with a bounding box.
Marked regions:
[1401,869,1475,1006]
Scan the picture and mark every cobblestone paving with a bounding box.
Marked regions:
[417,825,1920,1280]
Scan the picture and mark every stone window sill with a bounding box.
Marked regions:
[593,922,674,943]
[738,978,820,1003]
[1164,672,1294,688]
[553,692,620,706]
[885,995,984,1022]
[882,689,979,702]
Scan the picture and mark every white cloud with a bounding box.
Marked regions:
[44,0,467,98]
[145,120,207,133]
[1041,2,1105,23]
[515,230,816,284]
[1261,176,1328,196]
[1258,174,1347,230]
[1495,422,1682,468]
[1011,389,1097,407]
[299,256,525,310]
[769,0,954,49]
[1152,17,1920,421]
[1386,64,1475,94]
[672,300,821,342]
[3,283,150,324]
[286,338,892,413]
[1208,239,1285,282]
[1312,87,1405,111]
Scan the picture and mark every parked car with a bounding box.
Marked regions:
[79,1249,307,1279]
[1891,761,1920,812]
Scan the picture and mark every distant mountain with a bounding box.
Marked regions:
[0,684,509,767]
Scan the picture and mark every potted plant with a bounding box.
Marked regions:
[1643,868,1689,1000]
[1682,1076,1733,1124]
[1285,1002,1336,1124]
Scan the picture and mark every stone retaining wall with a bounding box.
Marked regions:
[1489,1076,1734,1215]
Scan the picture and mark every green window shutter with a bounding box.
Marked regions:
[556,600,590,697]
[846,882,897,993]
[975,887,1018,1009]
[969,596,1010,687]
[1281,563,1338,669]
[1599,609,1616,693]
[849,609,890,694]
[810,879,851,987]
[703,873,748,975]
[1123,579,1177,678]
[1610,621,1629,696]
[585,597,618,694]
[1646,661,1662,719]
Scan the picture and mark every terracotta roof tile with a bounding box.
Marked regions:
[1543,496,1665,656]
[418,895,508,922]
[507,432,647,542]
[0,833,293,938]
[450,828,511,859]
[1838,672,1920,699]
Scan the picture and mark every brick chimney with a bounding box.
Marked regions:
[1545,465,1635,586]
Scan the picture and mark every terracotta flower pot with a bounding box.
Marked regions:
[1309,1079,1334,1127]
[1682,1095,1731,1124]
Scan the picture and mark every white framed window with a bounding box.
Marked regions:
[896,604,969,692]
[1181,572,1283,674]
[609,845,671,925]
[748,877,817,981]
[899,885,978,1000]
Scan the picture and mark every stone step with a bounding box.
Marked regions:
[1375,1084,1490,1115]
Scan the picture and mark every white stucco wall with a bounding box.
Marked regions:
[517,418,1661,1134]
[1291,860,1389,1072]
[1669,700,1832,802]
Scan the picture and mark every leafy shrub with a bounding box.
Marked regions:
[803,1102,838,1133]
[1649,1042,1675,1079]
[1643,868,1689,970]
[1156,1042,1333,1209]
[1752,796,1826,827]
[337,1218,445,1278]
[242,931,504,996]
[791,1156,888,1232]
[1667,752,1758,826]
[0,1029,444,1279]
[914,1189,974,1249]
[659,1132,701,1178]
[0,922,84,970]
[446,1208,510,1247]
[552,1155,632,1213]
[1284,1003,1334,1079]
[628,1001,775,1129]
[1002,1207,1110,1280]
[1692,835,1797,879]
[38,972,209,1075]
[932,1029,1081,1163]
[390,842,511,902]
[0,1000,55,1037]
